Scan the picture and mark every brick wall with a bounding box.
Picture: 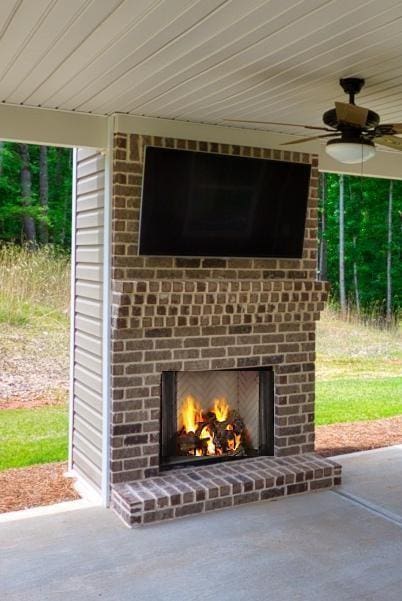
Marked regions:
[110,133,328,485]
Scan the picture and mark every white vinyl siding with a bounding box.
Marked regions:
[71,148,105,491]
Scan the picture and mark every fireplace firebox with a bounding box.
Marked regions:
[160,368,274,469]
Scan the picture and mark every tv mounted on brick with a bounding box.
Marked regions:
[139,146,310,259]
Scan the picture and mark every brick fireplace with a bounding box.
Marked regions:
[109,133,341,526]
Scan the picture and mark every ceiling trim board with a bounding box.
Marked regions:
[0,103,108,148]
[1,105,401,180]
[114,113,316,152]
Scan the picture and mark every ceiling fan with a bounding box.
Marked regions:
[224,78,402,164]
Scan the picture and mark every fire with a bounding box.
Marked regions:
[213,397,229,422]
[177,394,245,458]
[179,395,202,433]
[200,425,215,455]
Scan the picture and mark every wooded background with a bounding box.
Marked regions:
[0,142,400,319]
[0,142,72,247]
[320,173,401,320]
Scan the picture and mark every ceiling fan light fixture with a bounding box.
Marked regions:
[325,138,376,164]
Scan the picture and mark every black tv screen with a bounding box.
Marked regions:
[139,146,311,258]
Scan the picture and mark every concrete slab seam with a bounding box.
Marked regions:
[331,490,402,528]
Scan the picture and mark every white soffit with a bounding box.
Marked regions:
[1,0,402,127]
[1,0,402,176]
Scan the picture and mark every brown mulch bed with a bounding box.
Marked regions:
[0,462,80,513]
[316,415,402,457]
[0,393,66,410]
[0,418,401,514]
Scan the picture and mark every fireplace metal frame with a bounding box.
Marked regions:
[160,367,274,470]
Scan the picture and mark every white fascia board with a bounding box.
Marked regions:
[319,146,402,180]
[113,113,317,154]
[0,103,107,148]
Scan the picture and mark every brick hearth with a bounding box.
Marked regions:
[111,454,341,527]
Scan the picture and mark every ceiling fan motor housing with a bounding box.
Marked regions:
[323,77,380,129]
[323,108,380,129]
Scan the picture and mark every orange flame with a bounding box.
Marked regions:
[178,395,242,457]
[179,395,202,433]
[213,397,229,422]
[200,425,215,455]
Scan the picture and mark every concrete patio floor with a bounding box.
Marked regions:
[1,446,402,601]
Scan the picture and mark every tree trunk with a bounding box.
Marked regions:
[19,143,36,246]
[318,172,327,281]
[0,141,4,176]
[56,147,67,246]
[386,179,393,324]
[348,179,360,315]
[352,235,360,315]
[339,174,346,316]
[39,145,49,244]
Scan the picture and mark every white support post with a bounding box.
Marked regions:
[101,116,114,506]
[68,149,78,471]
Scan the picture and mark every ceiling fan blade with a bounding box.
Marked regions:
[378,123,402,135]
[375,135,402,151]
[223,118,333,132]
[281,133,340,146]
[335,101,369,127]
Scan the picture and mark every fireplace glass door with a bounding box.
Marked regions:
[160,368,274,469]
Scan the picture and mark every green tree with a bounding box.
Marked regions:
[0,142,72,249]
[321,173,402,319]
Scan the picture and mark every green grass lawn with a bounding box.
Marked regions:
[315,308,402,426]
[0,405,68,471]
[0,246,70,472]
[316,377,402,425]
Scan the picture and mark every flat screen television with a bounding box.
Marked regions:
[139,146,311,258]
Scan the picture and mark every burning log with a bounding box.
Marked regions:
[176,431,199,454]
[176,396,247,458]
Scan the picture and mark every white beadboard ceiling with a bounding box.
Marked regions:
[2,0,402,139]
